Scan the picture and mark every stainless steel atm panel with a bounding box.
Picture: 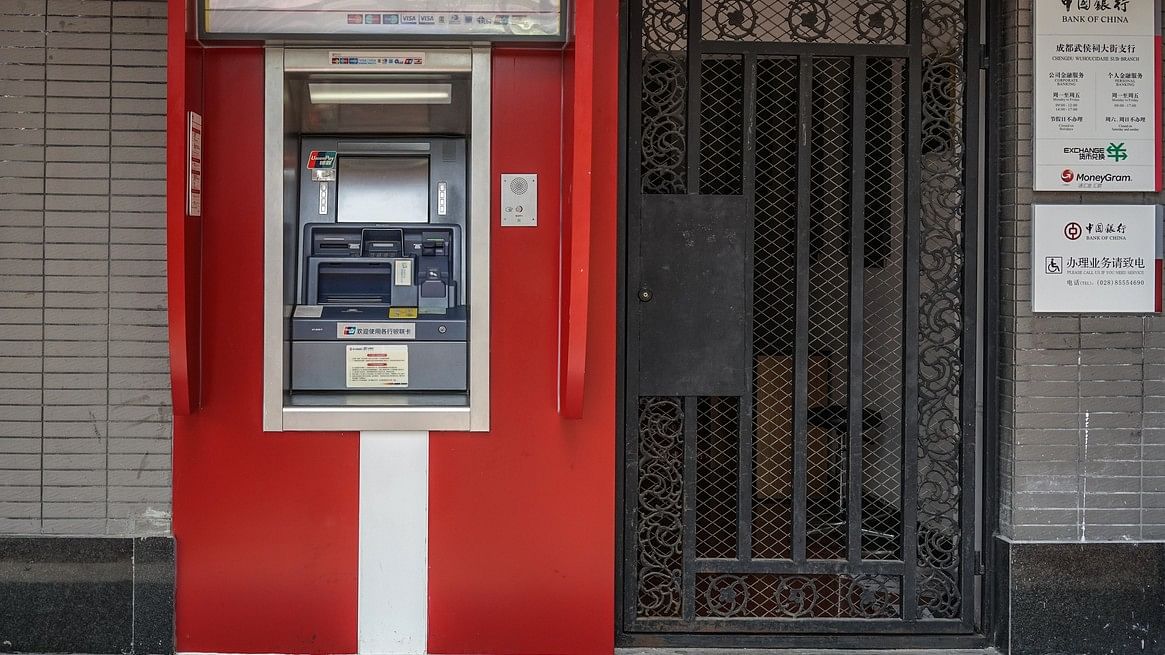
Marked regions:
[263,47,491,432]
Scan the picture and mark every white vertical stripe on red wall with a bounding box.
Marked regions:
[359,432,428,654]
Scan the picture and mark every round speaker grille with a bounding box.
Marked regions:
[509,176,529,195]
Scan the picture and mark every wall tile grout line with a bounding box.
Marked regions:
[39,0,48,535]
[106,0,113,530]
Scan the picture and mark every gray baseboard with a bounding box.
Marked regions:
[0,536,174,654]
[994,537,1165,654]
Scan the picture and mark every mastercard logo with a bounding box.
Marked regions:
[1061,169,1075,183]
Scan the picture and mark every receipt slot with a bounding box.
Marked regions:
[263,48,490,432]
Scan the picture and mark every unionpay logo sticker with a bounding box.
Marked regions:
[337,322,417,340]
[307,150,337,169]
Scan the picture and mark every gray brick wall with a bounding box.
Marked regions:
[998,0,1165,542]
[0,0,170,536]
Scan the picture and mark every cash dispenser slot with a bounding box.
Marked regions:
[363,228,404,258]
[313,260,393,305]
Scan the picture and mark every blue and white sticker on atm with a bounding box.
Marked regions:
[307,150,337,169]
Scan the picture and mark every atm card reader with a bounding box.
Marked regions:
[302,224,459,313]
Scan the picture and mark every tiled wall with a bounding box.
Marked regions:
[997,0,1165,541]
[0,0,170,536]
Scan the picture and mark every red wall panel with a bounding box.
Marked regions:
[427,0,620,646]
[171,48,360,654]
[165,0,201,415]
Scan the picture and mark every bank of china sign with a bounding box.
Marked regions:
[1032,204,1163,313]
[1034,0,1162,192]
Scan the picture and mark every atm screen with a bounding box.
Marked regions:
[337,156,429,224]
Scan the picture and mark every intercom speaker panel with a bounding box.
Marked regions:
[500,173,537,227]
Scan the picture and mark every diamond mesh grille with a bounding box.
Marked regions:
[702,0,907,45]
[805,57,852,561]
[751,57,800,560]
[696,397,740,559]
[861,57,907,560]
[699,56,744,195]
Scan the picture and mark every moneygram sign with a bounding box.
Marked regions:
[1033,0,1162,192]
[1061,169,1135,186]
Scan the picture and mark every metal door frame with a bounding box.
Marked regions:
[614,0,1003,647]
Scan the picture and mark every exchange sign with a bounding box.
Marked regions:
[1033,0,1162,191]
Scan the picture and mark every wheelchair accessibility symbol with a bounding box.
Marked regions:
[1045,256,1063,275]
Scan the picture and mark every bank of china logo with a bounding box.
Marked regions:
[344,326,358,335]
[1061,169,1075,183]
[1106,142,1128,162]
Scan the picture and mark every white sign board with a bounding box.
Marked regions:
[346,344,409,388]
[201,0,564,40]
[187,112,202,217]
[1032,204,1163,313]
[1033,0,1162,192]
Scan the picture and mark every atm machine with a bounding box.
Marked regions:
[291,136,467,393]
[261,49,491,432]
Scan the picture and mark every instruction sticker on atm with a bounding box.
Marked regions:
[307,150,337,169]
[346,344,408,388]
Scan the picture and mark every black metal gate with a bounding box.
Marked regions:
[621,0,981,642]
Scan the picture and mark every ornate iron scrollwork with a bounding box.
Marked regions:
[788,0,832,41]
[856,1,900,41]
[774,576,820,617]
[703,0,755,40]
[702,0,906,44]
[917,0,966,622]
[842,575,901,618]
[705,574,750,616]
[635,397,685,617]
[640,55,688,194]
[642,0,687,52]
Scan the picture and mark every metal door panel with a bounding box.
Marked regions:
[637,194,749,397]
